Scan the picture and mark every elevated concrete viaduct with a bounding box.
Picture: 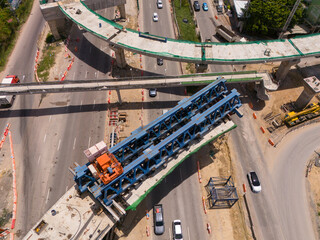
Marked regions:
[40,0,320,84]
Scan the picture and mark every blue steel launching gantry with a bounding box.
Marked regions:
[73,77,242,207]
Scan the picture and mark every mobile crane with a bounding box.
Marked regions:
[283,102,320,127]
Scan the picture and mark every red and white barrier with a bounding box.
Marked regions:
[197,161,202,183]
[207,223,211,234]
[0,123,10,150]
[9,131,17,232]
[202,196,207,214]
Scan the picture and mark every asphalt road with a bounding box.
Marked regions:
[3,5,115,238]
[140,1,207,239]
[231,104,320,240]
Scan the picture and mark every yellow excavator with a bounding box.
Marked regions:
[283,102,320,127]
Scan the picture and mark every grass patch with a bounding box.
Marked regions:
[37,43,58,82]
[173,0,200,42]
[0,208,11,227]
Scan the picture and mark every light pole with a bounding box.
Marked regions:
[130,68,133,80]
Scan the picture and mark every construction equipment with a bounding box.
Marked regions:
[73,78,242,206]
[0,75,19,107]
[283,102,320,127]
[82,141,123,186]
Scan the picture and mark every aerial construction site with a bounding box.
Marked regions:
[0,0,320,240]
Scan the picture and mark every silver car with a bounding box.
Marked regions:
[154,204,164,235]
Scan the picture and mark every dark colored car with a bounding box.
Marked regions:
[153,204,164,235]
[193,1,200,11]
[216,5,223,14]
[149,88,157,97]
[157,58,163,66]
[247,171,262,193]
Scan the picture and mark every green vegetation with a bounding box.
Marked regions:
[0,0,34,70]
[173,0,200,42]
[243,0,304,37]
[0,208,10,227]
[37,41,57,82]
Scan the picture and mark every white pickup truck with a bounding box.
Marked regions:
[0,75,19,107]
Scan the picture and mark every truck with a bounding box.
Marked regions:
[0,75,19,107]
[216,25,237,42]
[283,102,320,127]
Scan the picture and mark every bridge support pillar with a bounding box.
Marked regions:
[48,20,61,40]
[113,47,126,68]
[118,4,126,19]
[295,87,315,110]
[116,89,122,104]
[275,59,300,85]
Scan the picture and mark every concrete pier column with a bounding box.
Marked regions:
[119,4,126,19]
[275,59,300,85]
[116,89,122,104]
[48,20,61,40]
[295,87,315,110]
[113,47,126,68]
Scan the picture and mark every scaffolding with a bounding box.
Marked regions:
[206,176,238,209]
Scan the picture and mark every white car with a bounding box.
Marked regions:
[153,12,159,22]
[247,171,262,193]
[157,0,163,8]
[173,220,183,240]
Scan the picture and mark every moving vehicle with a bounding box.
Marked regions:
[153,204,164,235]
[173,220,183,240]
[149,89,157,97]
[247,172,261,193]
[157,58,163,66]
[157,0,163,9]
[283,102,320,127]
[216,5,223,14]
[153,12,159,22]
[0,75,19,108]
[193,1,200,11]
[202,2,208,11]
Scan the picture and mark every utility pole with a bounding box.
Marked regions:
[278,0,301,39]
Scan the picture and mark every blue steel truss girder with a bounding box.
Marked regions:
[89,90,242,205]
[108,77,228,164]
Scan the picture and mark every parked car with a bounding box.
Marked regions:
[193,1,200,11]
[247,171,262,193]
[153,12,159,22]
[216,5,223,14]
[157,0,163,9]
[202,2,208,11]
[149,89,157,97]
[157,58,163,66]
[153,204,164,235]
[173,220,183,240]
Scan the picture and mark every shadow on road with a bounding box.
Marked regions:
[0,101,181,118]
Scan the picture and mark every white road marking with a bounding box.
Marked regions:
[188,227,191,240]
[57,139,61,151]
[80,100,83,110]
[85,71,88,79]
[22,75,25,81]
[169,227,171,239]
[49,115,52,122]
[95,72,97,78]
[88,136,91,148]
[43,134,47,143]
[96,71,99,78]
[45,188,51,204]
[73,137,77,150]
[73,72,76,80]
[38,155,41,164]
[93,99,96,109]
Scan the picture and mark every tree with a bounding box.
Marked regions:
[243,0,304,37]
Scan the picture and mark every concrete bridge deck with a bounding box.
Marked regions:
[0,71,276,96]
[58,0,320,64]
